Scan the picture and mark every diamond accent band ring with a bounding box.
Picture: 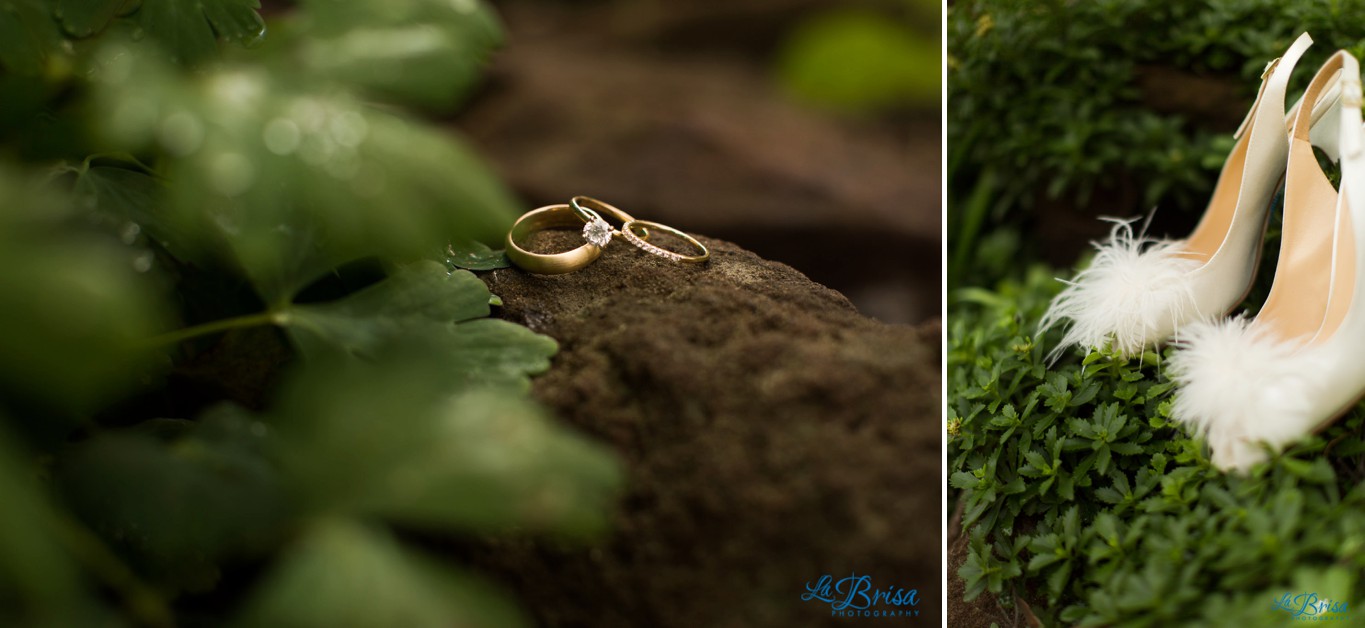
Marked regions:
[619,219,710,264]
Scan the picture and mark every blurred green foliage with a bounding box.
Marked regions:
[777,1,938,112]
[949,267,1365,626]
[0,1,623,626]
[948,0,1365,287]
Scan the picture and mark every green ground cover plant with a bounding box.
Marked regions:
[0,1,622,626]
[948,256,1365,625]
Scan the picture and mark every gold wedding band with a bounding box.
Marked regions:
[505,203,637,275]
[620,219,710,263]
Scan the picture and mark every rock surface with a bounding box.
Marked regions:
[457,230,941,627]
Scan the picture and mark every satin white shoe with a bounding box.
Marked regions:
[1169,50,1365,472]
[1042,33,1318,358]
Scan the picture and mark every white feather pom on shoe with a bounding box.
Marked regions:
[1040,220,1204,359]
[1167,318,1325,472]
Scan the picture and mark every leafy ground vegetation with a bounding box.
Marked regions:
[0,1,622,626]
[949,263,1365,626]
[949,1,1365,625]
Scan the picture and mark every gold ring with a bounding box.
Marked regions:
[505,203,637,274]
[619,219,710,264]
[571,196,649,239]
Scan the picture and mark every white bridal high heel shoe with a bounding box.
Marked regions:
[1042,33,1324,358]
[1169,50,1365,472]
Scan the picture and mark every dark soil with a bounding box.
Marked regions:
[452,230,941,627]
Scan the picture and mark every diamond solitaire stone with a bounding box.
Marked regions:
[583,218,613,247]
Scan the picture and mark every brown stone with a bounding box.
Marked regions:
[459,230,942,627]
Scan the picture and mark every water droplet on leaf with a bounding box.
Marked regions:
[132,251,154,273]
[243,23,268,48]
[263,118,302,155]
[120,222,141,244]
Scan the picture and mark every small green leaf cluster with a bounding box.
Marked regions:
[948,0,1365,284]
[0,2,623,627]
[949,267,1365,626]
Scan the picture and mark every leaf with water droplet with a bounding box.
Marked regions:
[0,168,172,418]
[282,0,502,110]
[136,0,265,66]
[285,262,495,358]
[90,48,520,303]
[445,240,510,271]
[283,262,558,391]
[55,0,137,39]
[73,164,209,265]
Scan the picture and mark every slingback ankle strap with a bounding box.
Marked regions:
[1342,71,1363,158]
[1234,32,1314,140]
[1291,51,1358,144]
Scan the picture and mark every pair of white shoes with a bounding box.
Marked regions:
[1042,33,1365,472]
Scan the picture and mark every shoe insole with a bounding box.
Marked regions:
[1181,121,1250,263]
[1257,52,1356,346]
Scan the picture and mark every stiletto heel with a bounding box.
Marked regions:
[1041,33,1315,358]
[1169,50,1365,472]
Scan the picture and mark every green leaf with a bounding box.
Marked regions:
[54,406,291,593]
[55,0,137,38]
[237,518,531,628]
[950,471,980,490]
[1280,456,1335,484]
[284,0,502,109]
[286,262,492,356]
[73,164,213,264]
[272,353,622,536]
[0,0,64,74]
[0,168,170,418]
[445,240,510,271]
[283,262,558,391]
[1095,487,1123,504]
[137,0,265,66]
[0,424,105,626]
[90,46,520,302]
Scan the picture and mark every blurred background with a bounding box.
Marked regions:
[456,0,941,324]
